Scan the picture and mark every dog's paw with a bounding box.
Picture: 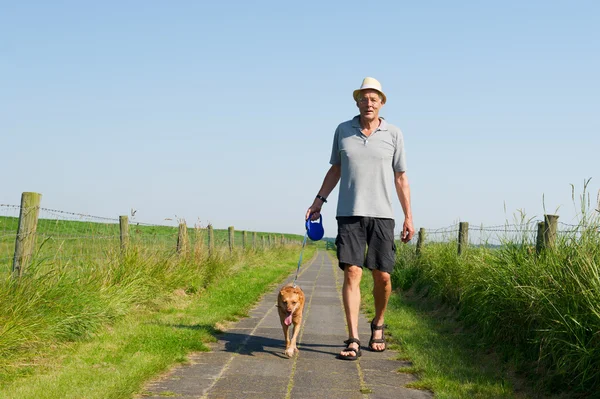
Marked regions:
[284,347,297,358]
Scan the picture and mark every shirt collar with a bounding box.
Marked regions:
[351,115,388,131]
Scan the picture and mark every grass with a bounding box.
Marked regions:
[0,214,317,398]
[360,271,521,399]
[0,215,302,270]
[0,246,315,398]
[387,210,600,397]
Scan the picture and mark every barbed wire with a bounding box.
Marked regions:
[3,202,597,252]
[467,226,538,233]
[40,208,119,223]
[423,223,458,232]
[0,204,21,209]
[1,203,180,229]
[36,234,120,240]
[558,221,582,228]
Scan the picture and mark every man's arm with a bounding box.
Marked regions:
[305,164,341,220]
[394,171,415,243]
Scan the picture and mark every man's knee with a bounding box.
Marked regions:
[343,264,363,284]
[372,270,391,286]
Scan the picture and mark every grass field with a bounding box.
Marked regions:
[1,215,301,272]
[0,215,313,398]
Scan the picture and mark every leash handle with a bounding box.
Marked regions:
[305,214,322,228]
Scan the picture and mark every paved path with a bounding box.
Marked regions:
[140,251,432,399]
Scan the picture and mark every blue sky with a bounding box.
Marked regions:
[2,1,598,238]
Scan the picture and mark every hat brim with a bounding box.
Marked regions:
[353,87,387,104]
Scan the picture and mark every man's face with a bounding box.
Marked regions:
[357,89,383,121]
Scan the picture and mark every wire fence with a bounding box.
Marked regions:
[1,202,300,274]
[4,195,597,273]
[420,219,597,247]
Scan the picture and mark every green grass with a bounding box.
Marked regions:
[360,271,521,399]
[388,212,600,397]
[0,214,314,397]
[0,245,315,398]
[1,215,303,271]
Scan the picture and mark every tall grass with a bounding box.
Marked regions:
[393,214,600,395]
[0,214,300,270]
[0,236,303,384]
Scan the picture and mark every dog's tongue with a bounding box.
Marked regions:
[284,313,292,326]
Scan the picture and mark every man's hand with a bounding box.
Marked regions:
[305,202,322,221]
[400,218,414,243]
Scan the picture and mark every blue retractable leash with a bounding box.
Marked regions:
[292,214,325,287]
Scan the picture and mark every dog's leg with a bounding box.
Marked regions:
[287,320,301,357]
[281,321,292,357]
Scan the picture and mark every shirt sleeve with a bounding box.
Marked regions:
[329,125,341,165]
[393,129,407,172]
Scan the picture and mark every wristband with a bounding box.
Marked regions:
[316,194,327,203]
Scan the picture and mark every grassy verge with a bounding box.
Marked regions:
[0,245,315,399]
[383,209,600,397]
[360,273,523,399]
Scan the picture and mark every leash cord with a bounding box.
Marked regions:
[292,232,308,287]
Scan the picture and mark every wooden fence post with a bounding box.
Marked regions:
[261,235,265,248]
[544,214,559,250]
[177,222,188,254]
[12,192,42,279]
[416,227,425,256]
[243,231,247,249]
[458,222,469,255]
[119,215,129,252]
[208,225,214,255]
[253,232,257,249]
[535,221,545,254]
[228,226,234,254]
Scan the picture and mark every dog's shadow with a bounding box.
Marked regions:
[219,330,341,359]
[169,323,341,359]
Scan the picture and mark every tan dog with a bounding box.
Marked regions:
[277,284,305,357]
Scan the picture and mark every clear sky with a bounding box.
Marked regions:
[2,1,599,238]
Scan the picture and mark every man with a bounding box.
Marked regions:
[305,77,414,360]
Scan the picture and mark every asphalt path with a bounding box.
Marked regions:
[139,251,432,399]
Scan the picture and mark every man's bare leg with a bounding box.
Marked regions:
[371,269,391,351]
[340,264,362,357]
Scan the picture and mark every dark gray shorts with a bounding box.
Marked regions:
[335,216,396,274]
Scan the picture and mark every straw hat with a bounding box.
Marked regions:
[353,77,387,104]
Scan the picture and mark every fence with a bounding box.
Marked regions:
[1,192,302,278]
[414,213,593,256]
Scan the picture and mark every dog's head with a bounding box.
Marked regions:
[278,286,302,313]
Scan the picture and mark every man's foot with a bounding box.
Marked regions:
[338,338,361,360]
[369,319,386,352]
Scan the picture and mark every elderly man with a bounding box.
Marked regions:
[305,77,414,360]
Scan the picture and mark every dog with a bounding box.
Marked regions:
[277,283,305,357]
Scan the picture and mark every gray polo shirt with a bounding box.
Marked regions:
[330,115,407,219]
